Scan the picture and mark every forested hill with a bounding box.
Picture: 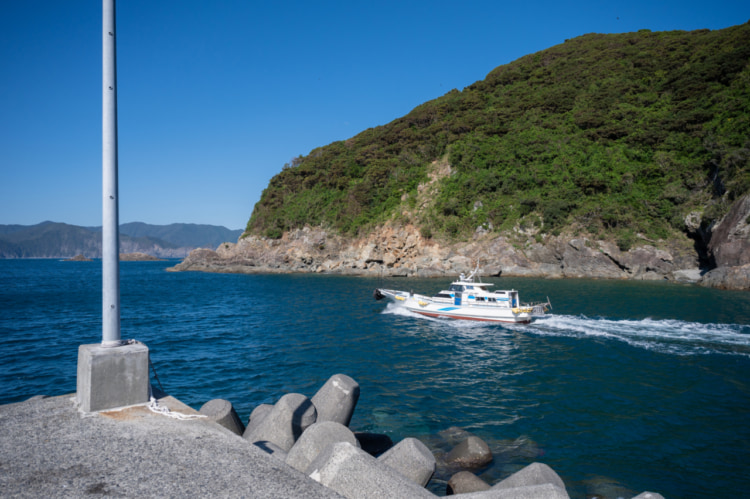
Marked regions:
[247,23,750,251]
[0,222,243,259]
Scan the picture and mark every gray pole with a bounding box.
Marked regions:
[102,0,122,347]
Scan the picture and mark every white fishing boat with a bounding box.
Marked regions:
[374,265,550,324]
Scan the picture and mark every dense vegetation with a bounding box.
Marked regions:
[247,23,750,249]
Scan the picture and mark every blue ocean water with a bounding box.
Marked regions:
[1,259,749,498]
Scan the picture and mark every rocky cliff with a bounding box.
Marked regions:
[169,194,750,291]
[168,224,694,278]
[698,193,750,290]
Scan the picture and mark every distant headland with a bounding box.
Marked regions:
[0,222,242,260]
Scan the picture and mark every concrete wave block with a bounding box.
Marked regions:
[244,403,273,435]
[311,374,360,427]
[305,441,436,499]
[632,493,665,499]
[242,393,317,451]
[451,483,569,498]
[492,462,565,491]
[199,399,245,436]
[446,471,491,495]
[286,421,359,472]
[446,436,493,469]
[249,403,273,422]
[378,437,436,487]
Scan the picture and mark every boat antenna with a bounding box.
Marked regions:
[467,261,480,282]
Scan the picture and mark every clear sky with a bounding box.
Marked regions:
[1,1,748,230]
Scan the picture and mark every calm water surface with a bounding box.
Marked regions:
[1,259,749,498]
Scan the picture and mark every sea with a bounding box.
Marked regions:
[1,259,749,498]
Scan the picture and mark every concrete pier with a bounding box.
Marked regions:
[0,394,341,498]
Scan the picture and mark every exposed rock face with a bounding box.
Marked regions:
[699,264,750,290]
[707,193,750,268]
[169,201,749,291]
[169,225,696,279]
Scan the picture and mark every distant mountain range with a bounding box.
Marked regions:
[0,222,243,259]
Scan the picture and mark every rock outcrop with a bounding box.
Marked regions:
[168,194,750,290]
[168,224,718,283]
[698,193,750,289]
[707,194,750,268]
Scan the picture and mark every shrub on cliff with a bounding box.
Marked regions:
[247,23,750,244]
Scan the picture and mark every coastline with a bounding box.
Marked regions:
[166,224,750,291]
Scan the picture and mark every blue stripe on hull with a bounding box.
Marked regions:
[412,309,532,324]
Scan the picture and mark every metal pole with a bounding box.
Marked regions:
[102,0,122,347]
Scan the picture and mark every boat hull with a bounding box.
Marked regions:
[410,308,532,324]
[378,289,534,324]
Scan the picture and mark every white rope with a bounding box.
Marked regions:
[147,396,207,420]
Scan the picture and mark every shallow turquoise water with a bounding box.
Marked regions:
[1,260,749,497]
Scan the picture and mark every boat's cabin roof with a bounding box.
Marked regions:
[446,282,517,294]
[452,280,493,287]
[440,269,519,296]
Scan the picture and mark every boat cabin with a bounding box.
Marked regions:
[435,281,520,308]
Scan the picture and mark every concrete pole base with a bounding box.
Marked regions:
[76,342,150,412]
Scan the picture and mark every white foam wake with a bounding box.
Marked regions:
[381,303,750,356]
[528,314,750,356]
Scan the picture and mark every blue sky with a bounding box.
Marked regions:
[1,1,748,230]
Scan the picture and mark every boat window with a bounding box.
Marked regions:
[465,285,474,290]
[434,293,452,299]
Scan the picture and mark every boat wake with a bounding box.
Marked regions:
[382,304,750,357]
[528,314,750,357]
[382,302,419,318]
